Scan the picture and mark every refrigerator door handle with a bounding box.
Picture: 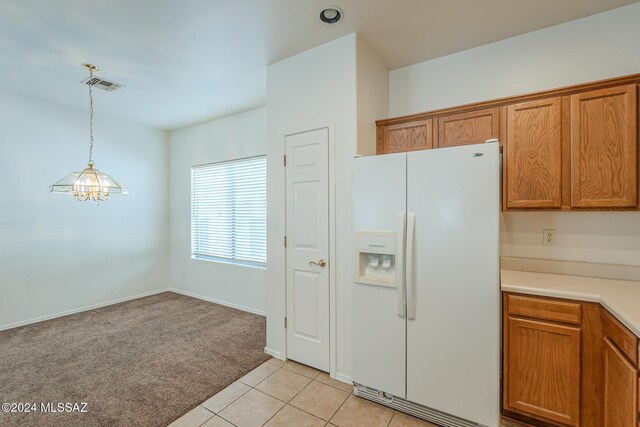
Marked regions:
[396,212,406,318]
[406,212,416,320]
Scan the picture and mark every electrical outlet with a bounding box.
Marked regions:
[542,229,556,246]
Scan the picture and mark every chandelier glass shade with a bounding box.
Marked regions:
[50,164,128,201]
[50,64,127,201]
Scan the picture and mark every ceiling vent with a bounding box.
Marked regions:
[81,75,123,92]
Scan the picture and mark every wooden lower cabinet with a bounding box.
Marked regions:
[503,292,640,427]
[504,317,581,425]
[603,337,638,427]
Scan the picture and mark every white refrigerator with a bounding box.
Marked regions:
[352,143,500,427]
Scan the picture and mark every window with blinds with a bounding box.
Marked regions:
[191,156,266,267]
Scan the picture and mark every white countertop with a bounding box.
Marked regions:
[501,269,640,338]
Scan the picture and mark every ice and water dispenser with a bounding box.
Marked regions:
[354,231,397,287]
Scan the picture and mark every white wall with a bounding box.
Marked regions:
[0,91,169,330]
[389,3,640,271]
[357,35,389,156]
[390,3,640,117]
[501,212,640,266]
[266,34,358,379]
[168,107,267,314]
[266,33,388,380]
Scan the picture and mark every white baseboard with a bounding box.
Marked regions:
[0,289,169,332]
[334,372,353,385]
[168,288,266,316]
[264,347,286,360]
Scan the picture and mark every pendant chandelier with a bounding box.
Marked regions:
[50,64,127,201]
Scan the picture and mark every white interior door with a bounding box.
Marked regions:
[406,144,500,426]
[285,128,330,371]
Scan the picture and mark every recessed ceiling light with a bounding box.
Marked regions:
[320,6,343,24]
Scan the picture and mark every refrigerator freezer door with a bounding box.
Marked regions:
[352,153,407,398]
[406,144,500,426]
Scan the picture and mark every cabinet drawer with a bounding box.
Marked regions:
[507,294,581,325]
[602,308,638,366]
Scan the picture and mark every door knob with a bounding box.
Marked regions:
[309,259,327,267]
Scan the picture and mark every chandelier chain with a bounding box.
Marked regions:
[49,63,127,201]
[88,68,94,166]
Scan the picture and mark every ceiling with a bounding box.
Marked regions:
[0,0,637,130]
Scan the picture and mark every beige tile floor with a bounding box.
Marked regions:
[168,358,523,427]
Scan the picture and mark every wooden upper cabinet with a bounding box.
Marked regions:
[570,84,638,208]
[505,316,581,426]
[377,119,433,154]
[506,98,563,208]
[376,75,640,210]
[603,337,638,427]
[437,108,500,148]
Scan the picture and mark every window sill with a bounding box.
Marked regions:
[191,255,266,270]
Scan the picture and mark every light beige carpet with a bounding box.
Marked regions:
[0,291,269,426]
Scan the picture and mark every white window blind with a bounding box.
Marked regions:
[191,156,266,267]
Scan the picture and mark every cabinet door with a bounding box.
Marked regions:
[603,338,638,427]
[570,84,637,207]
[437,108,500,148]
[379,120,433,154]
[506,98,563,208]
[505,317,581,426]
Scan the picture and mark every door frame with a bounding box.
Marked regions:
[281,120,337,377]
